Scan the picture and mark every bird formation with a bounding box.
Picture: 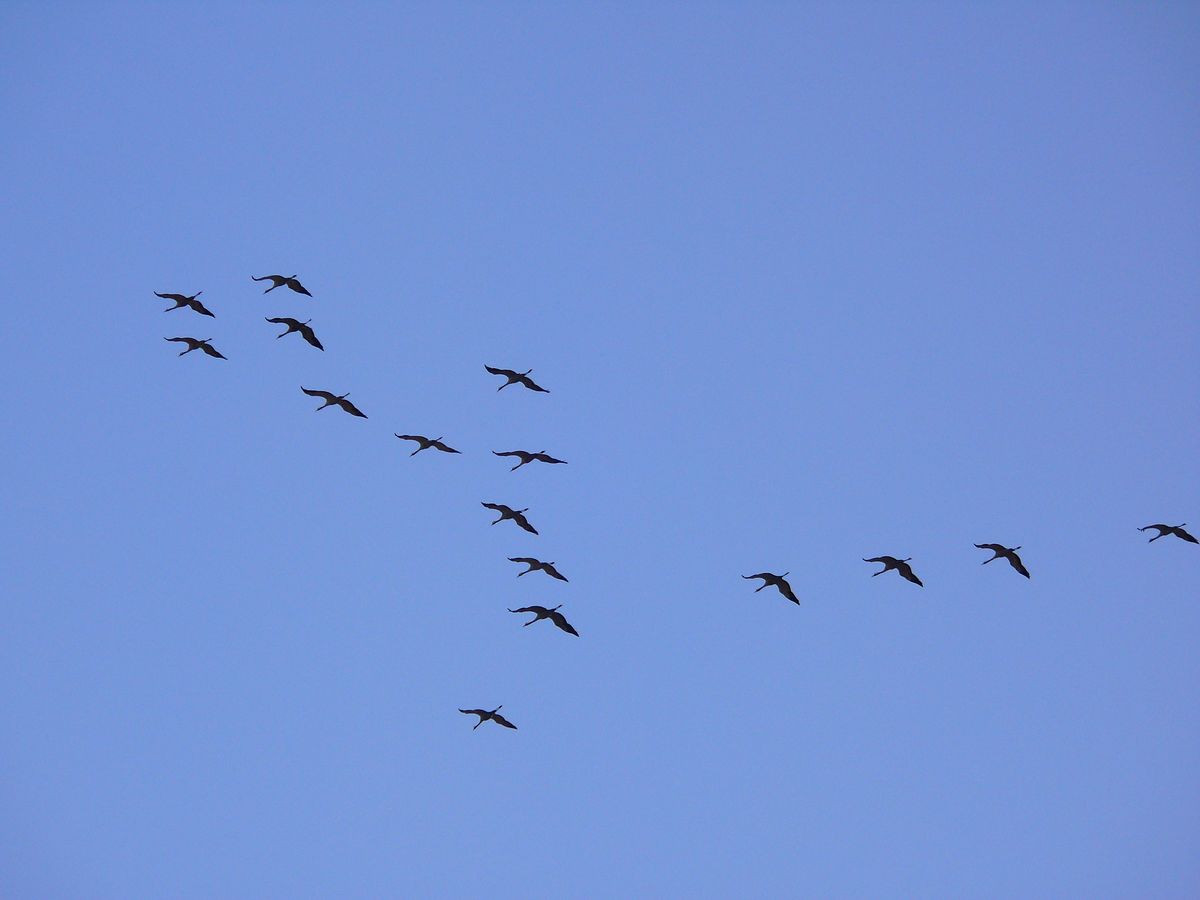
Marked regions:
[151,274,1194,731]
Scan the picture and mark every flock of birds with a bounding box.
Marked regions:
[154,275,1198,732]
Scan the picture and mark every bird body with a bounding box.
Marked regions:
[508,605,578,636]
[742,572,799,604]
[164,337,226,359]
[481,502,538,534]
[266,317,323,350]
[394,434,461,456]
[155,291,214,317]
[485,365,549,393]
[508,557,568,581]
[459,706,518,730]
[252,274,312,296]
[864,556,923,586]
[301,387,367,418]
[492,449,568,471]
[975,543,1030,578]
[1139,523,1198,544]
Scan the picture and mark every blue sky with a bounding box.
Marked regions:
[1,3,1197,897]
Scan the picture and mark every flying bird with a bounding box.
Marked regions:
[975,543,1031,578]
[265,317,323,350]
[492,449,568,471]
[459,707,518,730]
[864,556,923,586]
[394,434,461,456]
[508,557,568,581]
[508,605,578,636]
[301,387,367,418]
[485,365,550,393]
[481,502,538,534]
[742,572,800,604]
[164,337,226,359]
[251,274,312,296]
[1138,523,1198,544]
[155,291,214,317]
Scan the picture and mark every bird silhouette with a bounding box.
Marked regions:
[864,556,923,586]
[492,449,568,471]
[155,291,214,317]
[251,274,312,296]
[485,365,550,393]
[508,605,579,636]
[1139,523,1198,544]
[481,502,538,534]
[164,337,226,359]
[742,572,799,604]
[301,387,367,418]
[508,557,568,581]
[265,317,323,350]
[459,707,518,730]
[975,543,1030,578]
[394,434,460,456]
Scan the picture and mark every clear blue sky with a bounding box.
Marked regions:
[2,3,1197,897]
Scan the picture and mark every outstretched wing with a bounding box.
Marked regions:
[482,502,506,512]
[287,278,312,296]
[776,580,800,604]
[508,606,542,615]
[549,610,579,636]
[265,317,296,326]
[743,573,771,581]
[432,441,460,453]
[297,323,323,350]
[394,434,424,443]
[492,450,522,458]
[490,713,518,730]
[200,343,227,359]
[485,365,513,377]
[1174,527,1199,544]
[1007,554,1031,578]
[863,557,887,564]
[338,398,367,418]
[251,275,280,282]
[535,454,567,464]
[975,543,1004,553]
[513,512,538,535]
[459,709,486,717]
[509,557,539,565]
[164,337,191,344]
[302,387,336,401]
[155,292,188,302]
[897,562,923,586]
[542,563,568,582]
[189,299,216,317]
[519,375,550,393]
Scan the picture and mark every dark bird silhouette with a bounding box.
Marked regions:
[485,365,550,393]
[251,274,312,296]
[481,502,538,534]
[508,605,579,636]
[742,572,800,604]
[975,543,1031,578]
[394,434,460,456]
[508,557,568,581]
[155,291,214,317]
[459,706,518,730]
[864,556,923,586]
[164,337,226,359]
[492,449,568,471]
[301,387,367,418]
[265,317,323,350]
[1139,523,1198,544]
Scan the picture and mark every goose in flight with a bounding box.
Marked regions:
[485,365,550,393]
[164,337,226,359]
[864,556,923,586]
[394,434,461,456]
[508,557,568,581]
[1138,523,1198,544]
[742,572,799,604]
[508,605,579,636]
[251,274,312,296]
[301,387,367,418]
[265,317,323,350]
[975,543,1030,578]
[481,502,538,534]
[492,449,568,471]
[155,291,214,317]
[459,706,518,730]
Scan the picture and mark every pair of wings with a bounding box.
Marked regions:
[485,365,549,392]
[253,274,312,296]
[156,292,215,317]
[743,574,799,604]
[482,503,538,534]
[166,337,226,359]
[266,317,323,350]
[301,387,366,417]
[395,435,460,453]
[975,544,1031,577]
[509,558,567,580]
[509,607,579,636]
[459,709,517,729]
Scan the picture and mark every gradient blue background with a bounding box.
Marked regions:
[2,3,1197,897]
